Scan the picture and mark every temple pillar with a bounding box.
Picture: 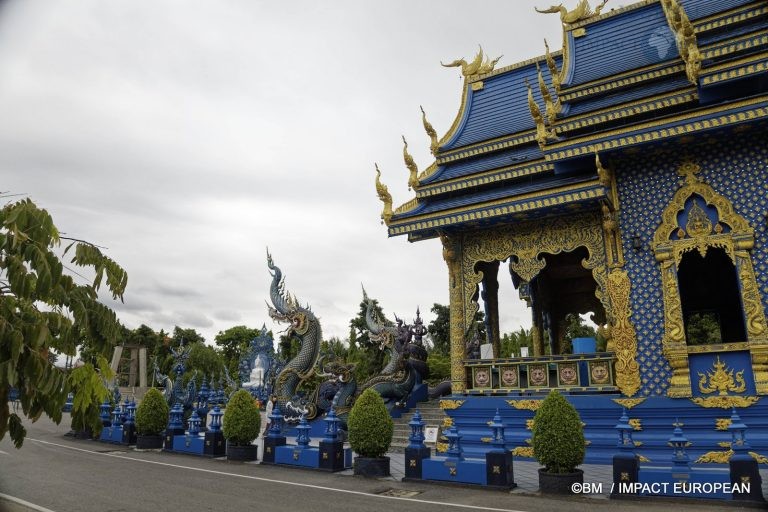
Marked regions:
[440,232,468,393]
[479,261,501,358]
[139,347,147,388]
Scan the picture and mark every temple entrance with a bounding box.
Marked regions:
[677,247,746,345]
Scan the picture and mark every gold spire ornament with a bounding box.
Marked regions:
[420,105,439,155]
[402,136,419,191]
[535,0,609,26]
[526,79,556,149]
[441,45,502,78]
[536,62,560,125]
[375,164,393,225]
[660,0,701,84]
[544,39,561,94]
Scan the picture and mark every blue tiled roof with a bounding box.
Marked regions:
[441,57,561,151]
[567,76,692,116]
[423,145,543,185]
[682,0,754,21]
[394,174,593,220]
[568,3,678,87]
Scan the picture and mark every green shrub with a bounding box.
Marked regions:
[222,389,260,446]
[135,388,170,436]
[531,390,585,474]
[348,388,393,458]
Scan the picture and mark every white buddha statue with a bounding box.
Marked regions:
[244,356,265,388]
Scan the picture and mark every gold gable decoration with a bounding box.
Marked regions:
[660,0,701,85]
[402,136,419,191]
[374,164,394,225]
[441,45,502,79]
[535,0,609,26]
[420,106,439,155]
[698,356,747,396]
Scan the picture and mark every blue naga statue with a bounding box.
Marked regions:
[152,341,196,409]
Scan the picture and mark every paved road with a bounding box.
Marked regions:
[0,414,731,512]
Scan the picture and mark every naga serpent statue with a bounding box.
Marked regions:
[266,251,322,423]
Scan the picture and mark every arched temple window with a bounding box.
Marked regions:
[677,247,746,345]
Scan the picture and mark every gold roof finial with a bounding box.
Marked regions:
[536,0,609,26]
[660,0,701,84]
[441,45,502,78]
[402,136,419,191]
[420,105,438,155]
[543,39,561,94]
[536,62,560,125]
[375,163,393,225]
[526,78,556,149]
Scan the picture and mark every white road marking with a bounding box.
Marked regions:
[0,492,58,512]
[0,449,9,455]
[27,438,529,512]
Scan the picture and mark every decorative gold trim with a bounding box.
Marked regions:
[702,60,768,87]
[436,131,535,164]
[697,356,747,395]
[703,32,768,62]
[607,269,641,396]
[660,0,701,84]
[470,81,484,91]
[417,161,551,199]
[696,3,767,34]
[687,342,751,354]
[750,452,768,464]
[402,136,419,191]
[690,396,760,408]
[375,164,393,226]
[439,399,465,410]
[420,105,438,156]
[638,455,651,463]
[715,418,732,431]
[612,398,646,409]
[628,419,642,431]
[436,442,448,453]
[526,419,535,430]
[393,197,419,216]
[560,63,684,103]
[696,450,733,464]
[535,0,610,26]
[441,46,502,79]
[511,446,534,457]
[507,399,542,411]
[436,83,471,154]
[526,79,557,149]
[480,437,492,443]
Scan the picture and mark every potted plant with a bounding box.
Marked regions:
[135,388,169,449]
[222,389,260,461]
[348,388,394,477]
[531,390,585,493]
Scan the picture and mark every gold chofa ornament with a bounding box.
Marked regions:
[698,356,747,396]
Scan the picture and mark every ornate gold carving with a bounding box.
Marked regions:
[402,136,419,191]
[637,455,651,463]
[420,106,438,155]
[526,419,535,430]
[690,396,760,408]
[607,269,641,397]
[660,0,701,84]
[436,442,448,453]
[439,399,465,410]
[749,452,768,464]
[507,399,542,411]
[511,446,534,458]
[736,255,767,339]
[612,398,646,409]
[481,437,492,443]
[448,467,457,476]
[719,442,732,448]
[440,231,468,393]
[535,0,609,26]
[526,79,557,149]
[441,46,502,78]
[442,417,454,428]
[536,62,560,125]
[696,450,733,464]
[375,164,393,225]
[628,419,642,431]
[543,39,561,94]
[715,418,732,431]
[697,356,746,395]
[633,441,643,447]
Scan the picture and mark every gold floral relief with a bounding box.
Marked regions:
[506,399,542,411]
[613,397,646,409]
[606,269,641,396]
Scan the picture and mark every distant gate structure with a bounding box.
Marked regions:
[239,325,283,403]
[110,343,148,397]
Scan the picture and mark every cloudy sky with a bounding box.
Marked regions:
[0,0,574,344]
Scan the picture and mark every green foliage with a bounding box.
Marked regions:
[531,390,585,474]
[135,388,169,435]
[184,342,225,386]
[564,314,596,341]
[686,312,722,344]
[427,303,485,356]
[0,198,126,448]
[222,389,260,446]
[348,388,393,458]
[500,327,533,358]
[426,351,450,384]
[278,334,300,361]
[172,326,205,345]
[215,325,260,376]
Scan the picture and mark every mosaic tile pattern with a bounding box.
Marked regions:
[615,128,768,396]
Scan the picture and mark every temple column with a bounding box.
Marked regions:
[440,232,468,393]
[479,261,501,358]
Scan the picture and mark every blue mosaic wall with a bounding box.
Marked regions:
[615,128,768,396]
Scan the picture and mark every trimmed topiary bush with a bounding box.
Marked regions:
[135,388,169,436]
[531,390,585,474]
[222,389,260,446]
[348,388,393,458]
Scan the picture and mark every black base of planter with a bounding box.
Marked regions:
[227,443,258,462]
[73,428,94,440]
[354,456,390,477]
[538,468,583,494]
[136,434,164,449]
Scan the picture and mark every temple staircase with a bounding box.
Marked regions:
[389,399,447,453]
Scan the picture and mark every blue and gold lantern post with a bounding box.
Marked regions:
[165,403,185,450]
[121,400,137,445]
[727,408,765,502]
[404,409,430,480]
[203,405,225,457]
[99,400,112,427]
[612,408,639,496]
[319,407,346,472]
[262,405,286,464]
[486,409,515,488]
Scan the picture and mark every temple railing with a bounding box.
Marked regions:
[463,352,618,394]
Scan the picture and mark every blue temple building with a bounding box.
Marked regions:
[377,0,768,464]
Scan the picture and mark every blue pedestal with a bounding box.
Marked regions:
[99,425,126,444]
[572,337,596,354]
[639,466,734,500]
[274,444,352,469]
[422,457,489,486]
[169,433,206,456]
